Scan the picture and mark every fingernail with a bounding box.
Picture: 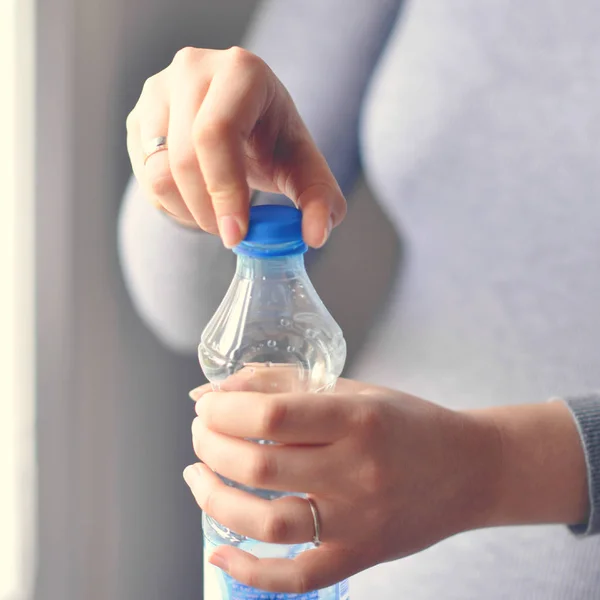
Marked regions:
[319,216,333,248]
[189,386,207,401]
[182,465,198,484]
[219,215,244,249]
[209,551,229,573]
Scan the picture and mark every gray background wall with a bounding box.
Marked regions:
[35,2,258,599]
[34,1,398,599]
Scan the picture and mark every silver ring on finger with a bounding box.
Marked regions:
[143,135,169,165]
[306,497,322,547]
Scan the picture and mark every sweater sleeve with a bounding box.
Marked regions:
[117,0,403,354]
[563,394,600,536]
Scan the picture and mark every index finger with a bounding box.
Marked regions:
[193,51,269,248]
[196,391,351,444]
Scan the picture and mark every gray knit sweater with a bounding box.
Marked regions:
[119,0,600,596]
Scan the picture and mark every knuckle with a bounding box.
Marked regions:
[244,569,264,592]
[194,118,234,149]
[173,46,202,67]
[259,400,288,437]
[292,573,311,595]
[206,183,248,207]
[261,513,288,543]
[353,401,384,437]
[357,457,386,494]
[247,452,276,486]
[222,47,266,87]
[224,45,260,69]
[141,74,161,97]
[148,173,177,198]
[169,150,199,176]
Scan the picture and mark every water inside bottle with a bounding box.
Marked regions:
[199,313,346,395]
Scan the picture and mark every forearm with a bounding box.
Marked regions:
[467,401,589,530]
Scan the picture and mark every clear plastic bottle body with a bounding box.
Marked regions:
[199,247,348,600]
[200,251,346,394]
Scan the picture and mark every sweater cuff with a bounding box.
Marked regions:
[562,394,600,536]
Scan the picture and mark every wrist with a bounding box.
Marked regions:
[449,409,504,534]
[466,401,589,530]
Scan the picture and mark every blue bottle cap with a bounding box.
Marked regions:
[234,205,308,258]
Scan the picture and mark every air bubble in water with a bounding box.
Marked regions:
[280,318,291,328]
[267,340,277,348]
[287,346,295,353]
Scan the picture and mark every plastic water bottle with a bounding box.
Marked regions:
[199,205,348,600]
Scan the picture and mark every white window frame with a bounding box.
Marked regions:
[0,0,36,598]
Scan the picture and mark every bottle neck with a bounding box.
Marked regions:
[235,253,306,280]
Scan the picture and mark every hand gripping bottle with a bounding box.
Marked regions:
[199,205,348,599]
